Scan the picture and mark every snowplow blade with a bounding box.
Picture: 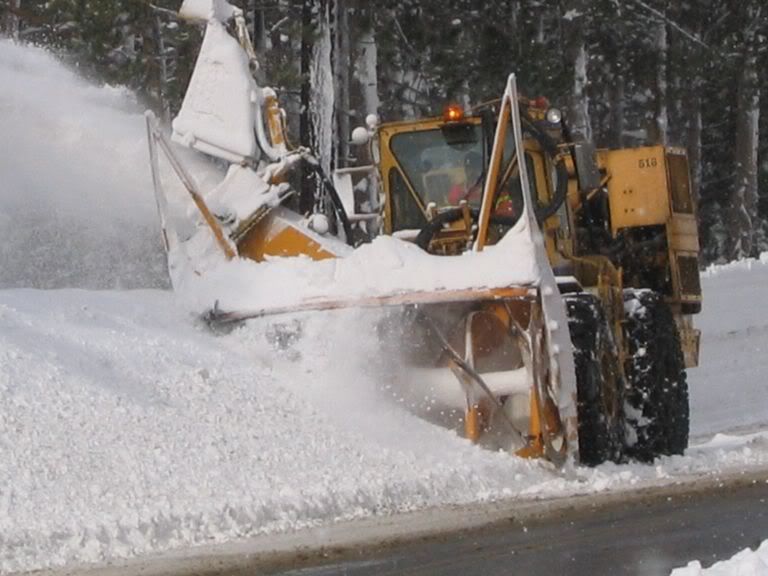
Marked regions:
[204,286,532,325]
[204,283,576,465]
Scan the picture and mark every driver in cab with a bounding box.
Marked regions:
[447,153,519,219]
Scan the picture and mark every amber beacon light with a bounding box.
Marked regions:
[443,103,465,123]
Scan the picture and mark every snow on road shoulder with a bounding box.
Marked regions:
[689,253,768,437]
[3,287,768,574]
[0,289,551,573]
[671,540,768,575]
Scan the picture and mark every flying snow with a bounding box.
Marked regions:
[0,39,168,289]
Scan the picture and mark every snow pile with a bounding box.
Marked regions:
[3,285,768,573]
[0,289,556,573]
[0,39,169,289]
[181,222,540,315]
[671,540,768,575]
[688,253,768,437]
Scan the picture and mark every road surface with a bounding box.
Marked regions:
[265,475,768,576]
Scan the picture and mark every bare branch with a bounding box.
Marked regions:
[269,16,289,34]
[622,0,710,50]
[148,4,179,18]
[391,12,417,55]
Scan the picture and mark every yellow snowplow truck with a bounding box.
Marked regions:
[348,98,701,464]
[146,1,701,467]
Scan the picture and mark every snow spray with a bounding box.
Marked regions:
[0,40,169,289]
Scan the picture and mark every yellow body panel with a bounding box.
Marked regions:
[601,146,670,233]
[237,212,338,262]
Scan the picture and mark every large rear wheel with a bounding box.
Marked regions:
[565,293,625,466]
[623,290,689,461]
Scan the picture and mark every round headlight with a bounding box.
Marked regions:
[546,108,563,124]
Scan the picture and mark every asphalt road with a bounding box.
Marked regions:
[267,479,768,576]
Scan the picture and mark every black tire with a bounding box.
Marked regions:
[565,293,625,466]
[623,290,689,461]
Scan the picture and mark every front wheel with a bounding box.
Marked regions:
[623,290,690,461]
[565,293,626,466]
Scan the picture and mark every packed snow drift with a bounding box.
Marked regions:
[2,40,768,574]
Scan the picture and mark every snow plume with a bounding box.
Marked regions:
[0,40,169,290]
[229,307,464,452]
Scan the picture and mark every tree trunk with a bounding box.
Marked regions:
[299,0,316,213]
[561,1,592,141]
[648,21,668,145]
[152,12,171,124]
[3,0,21,39]
[334,0,350,167]
[355,25,379,119]
[728,43,760,260]
[683,13,704,208]
[608,60,625,149]
[684,86,702,206]
[247,0,267,53]
[311,0,335,177]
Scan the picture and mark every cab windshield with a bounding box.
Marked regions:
[390,124,486,209]
[388,122,527,231]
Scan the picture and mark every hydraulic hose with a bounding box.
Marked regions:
[520,109,569,224]
[307,162,355,246]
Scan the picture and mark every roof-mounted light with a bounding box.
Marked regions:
[546,107,563,124]
[443,103,465,123]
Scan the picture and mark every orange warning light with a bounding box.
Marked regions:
[443,103,465,123]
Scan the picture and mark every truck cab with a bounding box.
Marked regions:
[344,98,702,368]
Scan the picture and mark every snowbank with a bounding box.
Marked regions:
[0,289,552,572]
[702,252,768,278]
[688,252,768,437]
[671,540,768,575]
[2,287,768,573]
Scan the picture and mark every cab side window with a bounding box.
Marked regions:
[389,169,427,231]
